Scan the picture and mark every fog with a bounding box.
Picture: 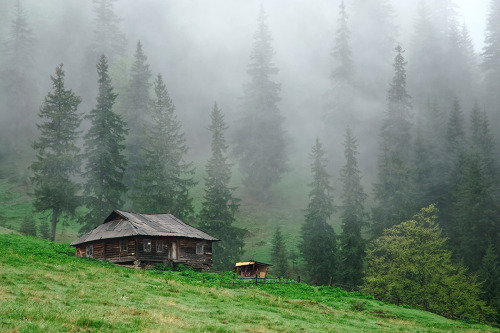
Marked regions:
[0,0,494,187]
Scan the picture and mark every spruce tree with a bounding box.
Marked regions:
[338,128,367,287]
[30,64,82,241]
[2,0,37,157]
[198,103,245,271]
[300,138,337,285]
[80,54,128,234]
[270,226,288,278]
[19,214,37,236]
[233,5,287,200]
[479,243,500,323]
[90,0,127,62]
[133,74,195,220]
[123,40,152,196]
[372,46,415,238]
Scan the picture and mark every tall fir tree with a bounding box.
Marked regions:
[80,54,128,234]
[338,128,367,287]
[300,138,337,285]
[270,226,289,278]
[30,65,82,241]
[482,0,500,130]
[133,74,195,220]
[233,5,287,200]
[90,0,127,62]
[479,243,500,323]
[372,46,415,238]
[123,40,152,198]
[198,103,245,271]
[1,0,37,158]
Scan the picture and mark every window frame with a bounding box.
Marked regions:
[196,243,204,255]
[143,239,152,252]
[86,244,93,258]
[156,240,164,253]
[120,240,128,252]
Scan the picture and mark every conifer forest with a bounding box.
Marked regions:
[1,0,500,324]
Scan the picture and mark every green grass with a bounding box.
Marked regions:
[0,233,498,333]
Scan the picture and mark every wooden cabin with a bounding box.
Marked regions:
[70,210,219,270]
[234,260,270,278]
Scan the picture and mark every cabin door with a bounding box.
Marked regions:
[171,242,178,260]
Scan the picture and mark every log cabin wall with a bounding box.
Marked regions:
[76,237,214,269]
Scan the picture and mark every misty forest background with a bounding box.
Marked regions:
[1,0,500,323]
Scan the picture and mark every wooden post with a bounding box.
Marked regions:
[232,273,235,287]
[397,297,400,306]
[255,274,258,285]
[297,275,300,283]
[202,276,205,285]
[328,276,333,286]
[263,272,267,284]
[220,272,224,287]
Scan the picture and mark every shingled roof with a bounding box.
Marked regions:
[70,210,218,246]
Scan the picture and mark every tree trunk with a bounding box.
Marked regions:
[50,207,59,242]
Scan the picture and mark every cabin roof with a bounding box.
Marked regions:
[70,210,218,246]
[234,260,270,267]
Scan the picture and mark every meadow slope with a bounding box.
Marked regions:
[0,233,498,333]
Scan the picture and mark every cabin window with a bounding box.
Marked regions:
[120,240,127,252]
[86,245,93,258]
[196,243,204,255]
[143,239,151,252]
[156,241,163,253]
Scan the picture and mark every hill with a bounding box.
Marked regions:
[0,233,497,333]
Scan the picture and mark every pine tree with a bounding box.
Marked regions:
[331,0,353,84]
[198,103,245,271]
[372,46,415,238]
[123,40,152,196]
[1,0,37,156]
[133,74,195,220]
[79,54,128,234]
[470,103,496,183]
[233,5,287,200]
[482,0,500,127]
[300,138,337,285]
[338,128,367,287]
[19,214,37,236]
[90,0,127,62]
[30,64,82,241]
[270,226,288,278]
[479,243,500,323]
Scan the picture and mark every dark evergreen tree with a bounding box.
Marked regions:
[338,128,367,287]
[331,0,353,84]
[300,138,337,285]
[470,103,497,184]
[133,74,195,220]
[90,0,127,62]
[270,226,288,278]
[372,46,415,238]
[233,5,287,200]
[1,0,37,157]
[123,40,152,196]
[198,103,245,271]
[482,0,500,129]
[30,65,82,241]
[19,214,37,236]
[79,55,128,234]
[479,243,500,323]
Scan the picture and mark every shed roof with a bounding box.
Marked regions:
[235,260,270,267]
[70,210,218,246]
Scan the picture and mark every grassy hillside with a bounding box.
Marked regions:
[0,233,497,333]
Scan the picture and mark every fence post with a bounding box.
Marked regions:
[220,272,224,287]
[255,274,258,285]
[263,272,267,284]
[328,277,332,286]
[202,276,205,285]
[232,273,235,287]
[298,275,300,283]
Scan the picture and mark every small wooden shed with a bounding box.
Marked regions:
[70,210,219,270]
[234,260,270,278]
